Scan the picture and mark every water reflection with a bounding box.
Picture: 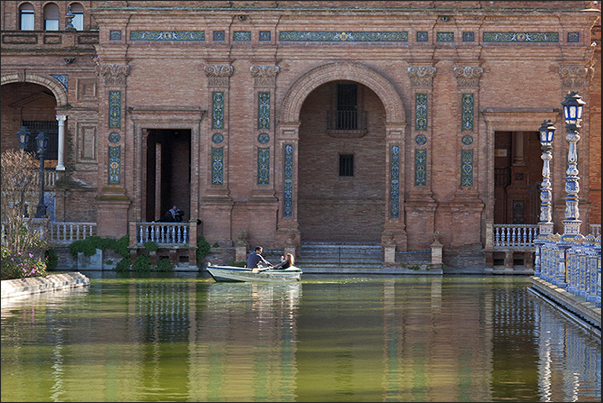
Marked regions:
[1,275,600,402]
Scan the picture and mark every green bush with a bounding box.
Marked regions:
[69,239,97,257]
[115,235,130,258]
[45,248,58,271]
[156,257,174,272]
[115,257,130,272]
[197,236,211,264]
[143,241,159,252]
[132,254,151,272]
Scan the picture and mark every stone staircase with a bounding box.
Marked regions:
[293,242,443,275]
[295,242,385,274]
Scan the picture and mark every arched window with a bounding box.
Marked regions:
[19,3,35,31]
[44,3,60,31]
[70,3,84,30]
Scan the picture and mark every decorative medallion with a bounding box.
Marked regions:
[258,133,270,144]
[108,132,121,143]
[415,134,427,146]
[461,135,474,145]
[212,133,224,144]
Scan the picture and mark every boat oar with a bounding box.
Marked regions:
[252,266,273,273]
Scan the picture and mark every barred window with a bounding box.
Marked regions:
[339,154,354,177]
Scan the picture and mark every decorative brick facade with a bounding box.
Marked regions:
[1,1,600,268]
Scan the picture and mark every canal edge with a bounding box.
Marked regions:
[1,272,91,299]
[529,276,601,338]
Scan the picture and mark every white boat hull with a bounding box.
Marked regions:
[206,264,302,283]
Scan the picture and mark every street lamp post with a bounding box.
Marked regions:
[16,126,31,218]
[560,91,585,239]
[534,120,555,278]
[35,131,48,218]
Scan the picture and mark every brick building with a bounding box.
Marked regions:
[1,1,600,270]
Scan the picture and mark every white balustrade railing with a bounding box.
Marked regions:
[49,222,97,244]
[137,222,189,245]
[493,224,538,247]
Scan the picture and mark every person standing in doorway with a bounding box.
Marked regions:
[247,246,271,268]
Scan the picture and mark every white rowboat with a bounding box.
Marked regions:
[206,264,302,283]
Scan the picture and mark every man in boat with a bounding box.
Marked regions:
[247,246,272,269]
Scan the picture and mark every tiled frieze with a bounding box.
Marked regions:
[130,30,205,41]
[389,145,400,218]
[462,32,475,42]
[50,74,68,90]
[436,32,454,42]
[415,93,427,131]
[212,92,225,129]
[460,149,474,187]
[257,147,270,185]
[233,31,251,41]
[211,147,224,185]
[283,144,294,217]
[483,32,558,42]
[567,32,580,43]
[108,146,121,184]
[109,30,122,40]
[213,30,225,41]
[108,91,121,128]
[415,149,427,187]
[279,31,408,42]
[461,93,474,131]
[259,31,271,41]
[258,92,271,130]
[416,31,428,42]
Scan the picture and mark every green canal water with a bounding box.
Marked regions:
[1,272,600,402]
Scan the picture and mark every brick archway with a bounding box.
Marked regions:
[279,61,405,124]
[1,72,68,107]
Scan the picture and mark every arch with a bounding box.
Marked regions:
[1,72,68,107]
[279,62,406,125]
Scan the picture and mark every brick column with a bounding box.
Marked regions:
[94,61,131,238]
[405,65,437,250]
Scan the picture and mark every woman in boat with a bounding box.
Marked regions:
[273,253,295,270]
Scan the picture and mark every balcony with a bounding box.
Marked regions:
[326,110,368,138]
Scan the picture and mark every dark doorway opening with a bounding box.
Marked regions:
[145,129,191,222]
[494,130,543,224]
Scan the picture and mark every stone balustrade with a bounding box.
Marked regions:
[537,233,601,308]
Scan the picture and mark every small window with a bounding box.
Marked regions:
[71,3,84,30]
[20,3,35,31]
[44,3,60,31]
[339,154,354,177]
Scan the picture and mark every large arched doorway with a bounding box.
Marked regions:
[297,80,387,242]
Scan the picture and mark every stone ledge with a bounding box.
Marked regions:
[529,277,601,330]
[1,272,90,299]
